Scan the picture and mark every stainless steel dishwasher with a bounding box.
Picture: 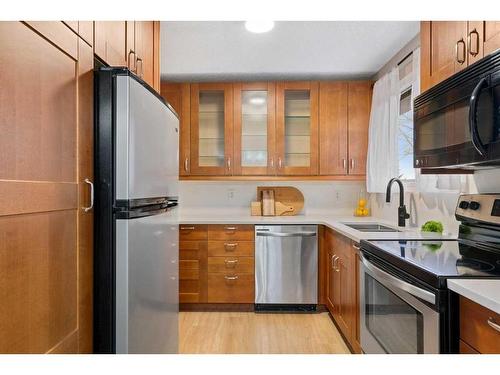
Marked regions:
[255,225,318,311]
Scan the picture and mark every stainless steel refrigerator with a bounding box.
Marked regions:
[94,67,179,354]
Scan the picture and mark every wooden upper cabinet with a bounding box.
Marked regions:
[161,82,191,176]
[421,21,468,91]
[126,21,160,92]
[484,21,500,55]
[190,83,234,176]
[94,21,127,66]
[347,82,371,176]
[233,82,276,175]
[319,82,348,175]
[420,21,500,92]
[276,81,319,175]
[467,21,484,66]
[134,21,155,88]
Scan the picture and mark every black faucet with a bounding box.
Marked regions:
[386,178,410,227]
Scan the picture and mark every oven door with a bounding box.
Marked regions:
[359,254,440,354]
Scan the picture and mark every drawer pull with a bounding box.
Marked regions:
[224,226,237,231]
[487,317,500,333]
[224,275,239,281]
[224,243,238,251]
[224,259,239,268]
[180,226,195,230]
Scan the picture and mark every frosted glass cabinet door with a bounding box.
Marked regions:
[190,83,233,175]
[233,82,276,175]
[276,81,319,175]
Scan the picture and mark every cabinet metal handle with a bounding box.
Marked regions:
[335,258,341,272]
[331,254,339,270]
[350,159,355,171]
[224,275,238,281]
[227,157,231,171]
[269,158,274,168]
[128,50,136,72]
[468,29,480,57]
[352,243,360,250]
[83,178,94,212]
[224,226,237,231]
[136,57,143,77]
[184,157,189,172]
[224,243,237,250]
[180,226,195,230]
[342,158,347,171]
[224,259,239,267]
[487,317,500,333]
[456,39,466,64]
[278,157,283,169]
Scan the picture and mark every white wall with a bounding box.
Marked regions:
[179,180,366,217]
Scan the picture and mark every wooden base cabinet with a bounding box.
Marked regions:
[324,227,361,353]
[459,296,500,354]
[179,224,255,306]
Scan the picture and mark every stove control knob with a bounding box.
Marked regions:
[469,201,481,210]
[459,201,469,209]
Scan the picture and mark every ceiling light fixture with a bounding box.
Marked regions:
[245,21,274,34]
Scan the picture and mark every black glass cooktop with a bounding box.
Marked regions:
[361,239,500,288]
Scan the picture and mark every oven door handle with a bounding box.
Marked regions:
[360,254,436,305]
[468,77,489,156]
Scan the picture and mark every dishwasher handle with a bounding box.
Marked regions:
[256,231,317,237]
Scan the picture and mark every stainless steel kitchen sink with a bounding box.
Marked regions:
[342,223,400,232]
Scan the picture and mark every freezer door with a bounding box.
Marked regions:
[115,209,179,354]
[115,75,179,201]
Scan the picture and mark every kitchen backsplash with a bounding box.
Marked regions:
[370,169,500,236]
[179,180,367,216]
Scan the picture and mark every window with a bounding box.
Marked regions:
[397,53,416,181]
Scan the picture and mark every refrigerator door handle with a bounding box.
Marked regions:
[83,178,94,212]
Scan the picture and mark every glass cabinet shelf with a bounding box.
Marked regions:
[198,90,225,167]
[284,90,311,168]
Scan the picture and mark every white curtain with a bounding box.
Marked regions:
[366,68,400,193]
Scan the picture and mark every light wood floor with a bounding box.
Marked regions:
[179,311,351,354]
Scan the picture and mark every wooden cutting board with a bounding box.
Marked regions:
[257,186,304,216]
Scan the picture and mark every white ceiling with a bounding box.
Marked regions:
[160,21,419,82]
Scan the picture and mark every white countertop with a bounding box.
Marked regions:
[447,279,500,314]
[179,214,453,243]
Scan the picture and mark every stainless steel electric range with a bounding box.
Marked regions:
[360,194,500,354]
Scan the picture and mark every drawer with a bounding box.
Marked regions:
[180,240,207,260]
[208,224,254,241]
[460,296,500,354]
[179,224,208,240]
[208,241,254,257]
[207,273,255,303]
[208,257,254,273]
[179,260,199,280]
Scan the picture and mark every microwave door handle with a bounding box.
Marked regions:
[360,254,436,305]
[468,77,489,156]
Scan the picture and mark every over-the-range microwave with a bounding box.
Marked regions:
[414,49,500,169]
